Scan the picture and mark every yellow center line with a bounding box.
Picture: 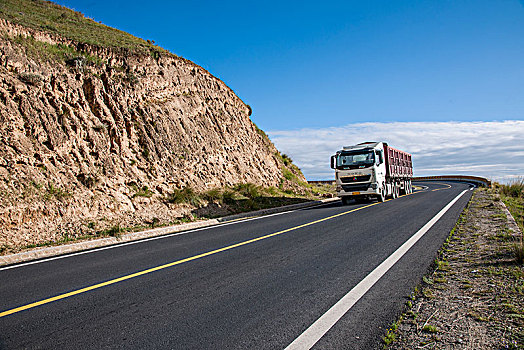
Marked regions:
[431,183,452,192]
[1,199,391,318]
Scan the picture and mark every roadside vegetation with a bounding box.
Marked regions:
[383,186,523,349]
[496,179,524,264]
[165,181,333,218]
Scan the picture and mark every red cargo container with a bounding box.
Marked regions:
[383,143,413,179]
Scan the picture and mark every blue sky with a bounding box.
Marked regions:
[55,0,524,181]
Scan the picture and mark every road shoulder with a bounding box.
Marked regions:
[385,188,524,349]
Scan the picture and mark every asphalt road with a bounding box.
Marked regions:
[0,181,473,349]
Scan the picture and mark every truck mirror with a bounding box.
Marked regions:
[330,155,336,169]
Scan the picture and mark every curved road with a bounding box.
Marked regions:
[0,181,472,349]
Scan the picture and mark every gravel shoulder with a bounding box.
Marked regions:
[385,188,524,349]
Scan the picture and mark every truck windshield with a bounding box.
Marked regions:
[337,150,375,169]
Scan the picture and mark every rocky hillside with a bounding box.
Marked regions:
[0,0,306,250]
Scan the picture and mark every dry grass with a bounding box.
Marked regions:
[497,179,524,264]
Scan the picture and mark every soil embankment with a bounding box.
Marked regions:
[0,2,306,251]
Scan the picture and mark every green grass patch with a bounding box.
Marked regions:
[129,183,153,198]
[44,182,71,201]
[422,324,439,333]
[436,260,450,272]
[11,34,103,66]
[165,186,203,207]
[0,0,167,54]
[233,183,262,199]
[383,329,397,346]
[98,225,123,238]
[282,168,296,181]
[496,180,524,264]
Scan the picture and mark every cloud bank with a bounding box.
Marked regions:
[267,121,524,183]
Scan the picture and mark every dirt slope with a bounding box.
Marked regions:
[0,2,304,250]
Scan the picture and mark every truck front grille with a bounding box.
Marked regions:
[340,175,371,183]
[341,183,370,192]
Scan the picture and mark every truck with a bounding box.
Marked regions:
[330,141,413,204]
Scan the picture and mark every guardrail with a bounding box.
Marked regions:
[308,176,491,188]
[412,175,491,187]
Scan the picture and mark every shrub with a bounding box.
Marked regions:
[500,179,524,198]
[221,189,236,204]
[264,186,279,196]
[281,154,292,166]
[204,188,223,203]
[234,183,261,199]
[166,187,202,207]
[282,168,295,181]
[99,225,123,238]
[18,72,43,85]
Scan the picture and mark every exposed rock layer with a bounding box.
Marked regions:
[0,19,302,249]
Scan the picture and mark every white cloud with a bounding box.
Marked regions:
[267,120,524,183]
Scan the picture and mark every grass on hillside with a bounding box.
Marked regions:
[12,34,104,66]
[165,181,333,217]
[0,0,166,53]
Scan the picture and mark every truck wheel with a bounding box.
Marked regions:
[341,197,350,205]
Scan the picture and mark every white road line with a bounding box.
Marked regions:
[0,201,335,272]
[285,189,469,350]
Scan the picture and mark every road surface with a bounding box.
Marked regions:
[0,181,472,349]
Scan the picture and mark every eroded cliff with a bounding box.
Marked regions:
[0,10,305,250]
